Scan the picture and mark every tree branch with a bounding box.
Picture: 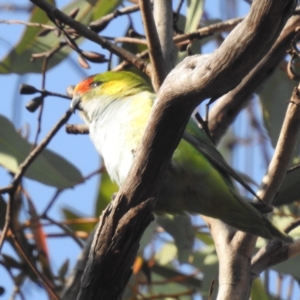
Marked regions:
[139,0,167,90]
[30,0,151,76]
[257,84,300,204]
[212,50,300,299]
[153,0,175,74]
[209,15,300,144]
[251,239,300,276]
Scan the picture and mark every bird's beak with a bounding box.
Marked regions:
[70,94,81,113]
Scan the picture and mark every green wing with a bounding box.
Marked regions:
[183,119,260,200]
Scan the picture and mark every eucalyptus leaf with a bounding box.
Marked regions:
[157,215,194,264]
[94,171,118,216]
[58,259,69,279]
[177,0,204,63]
[152,263,202,290]
[192,246,218,299]
[62,207,95,233]
[185,0,204,33]
[0,115,82,188]
[150,272,193,300]
[155,244,177,266]
[250,278,270,300]
[259,66,298,149]
[271,255,300,280]
[275,164,300,206]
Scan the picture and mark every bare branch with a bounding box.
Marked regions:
[138,0,167,90]
[251,239,300,275]
[248,84,300,278]
[30,0,151,76]
[89,5,140,32]
[66,123,89,134]
[0,110,73,248]
[209,15,300,144]
[0,19,54,29]
[257,84,300,204]
[153,0,175,73]
[173,17,243,45]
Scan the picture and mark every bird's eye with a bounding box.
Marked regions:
[90,81,102,88]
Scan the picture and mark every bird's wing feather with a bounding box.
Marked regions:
[183,119,260,200]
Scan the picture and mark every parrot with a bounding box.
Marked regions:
[70,70,292,243]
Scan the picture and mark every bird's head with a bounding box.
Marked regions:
[71,71,152,121]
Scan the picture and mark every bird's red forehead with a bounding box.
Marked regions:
[74,77,93,94]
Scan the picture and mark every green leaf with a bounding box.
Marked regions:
[271,204,300,240]
[250,279,270,300]
[192,246,218,299]
[155,244,177,265]
[185,0,204,33]
[94,171,118,216]
[62,207,95,233]
[0,0,122,74]
[275,164,300,206]
[195,232,214,246]
[259,66,297,148]
[271,255,300,280]
[149,272,194,300]
[2,254,22,269]
[157,215,194,264]
[0,115,82,188]
[92,0,123,21]
[151,263,202,290]
[176,1,204,63]
[58,259,69,279]
[139,218,158,251]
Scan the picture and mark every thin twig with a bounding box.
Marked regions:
[42,189,62,216]
[173,17,243,44]
[10,220,60,300]
[175,0,185,14]
[30,0,151,76]
[43,215,84,248]
[0,110,73,255]
[0,262,26,300]
[114,37,147,45]
[0,19,54,29]
[139,0,167,90]
[89,4,140,32]
[284,217,300,233]
[257,86,300,204]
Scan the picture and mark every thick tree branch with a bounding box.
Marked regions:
[72,1,296,299]
[209,15,300,144]
[213,60,300,299]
